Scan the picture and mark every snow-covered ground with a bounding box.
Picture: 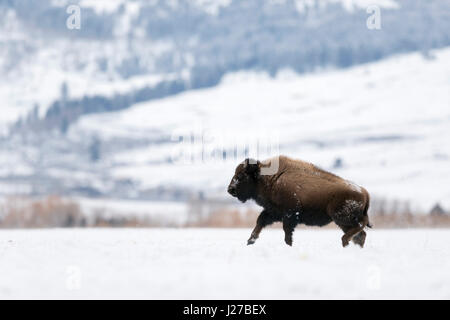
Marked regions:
[0,228,449,299]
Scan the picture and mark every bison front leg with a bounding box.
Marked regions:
[282,215,297,246]
[247,210,275,245]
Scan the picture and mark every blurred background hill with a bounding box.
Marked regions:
[0,0,449,227]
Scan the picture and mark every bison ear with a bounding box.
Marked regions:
[244,158,261,178]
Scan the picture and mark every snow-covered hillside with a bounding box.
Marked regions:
[2,0,450,127]
[70,48,450,209]
[0,228,449,299]
[76,0,399,15]
[1,1,450,212]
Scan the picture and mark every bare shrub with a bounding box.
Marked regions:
[90,209,171,228]
[187,208,260,228]
[1,195,448,229]
[0,196,85,228]
[369,198,450,229]
[0,196,170,229]
[186,196,450,229]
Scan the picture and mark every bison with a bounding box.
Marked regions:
[227,156,371,248]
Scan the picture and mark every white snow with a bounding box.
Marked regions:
[79,0,129,14]
[57,0,399,16]
[78,0,233,16]
[345,180,363,193]
[192,0,233,15]
[294,0,399,13]
[0,228,448,299]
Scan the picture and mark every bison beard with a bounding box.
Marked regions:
[227,156,372,248]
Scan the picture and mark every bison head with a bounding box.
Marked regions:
[227,158,261,202]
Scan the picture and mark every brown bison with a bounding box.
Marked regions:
[227,156,371,248]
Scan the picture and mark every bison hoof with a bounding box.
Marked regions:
[352,231,366,248]
[284,238,293,246]
[247,238,256,245]
[341,237,350,248]
[352,238,365,248]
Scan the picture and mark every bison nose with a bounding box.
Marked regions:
[228,185,237,196]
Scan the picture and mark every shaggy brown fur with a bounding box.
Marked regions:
[227,156,371,248]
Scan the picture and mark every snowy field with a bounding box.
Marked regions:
[0,228,449,299]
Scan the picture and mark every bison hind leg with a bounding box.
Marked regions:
[332,199,369,247]
[352,230,366,248]
[337,216,369,248]
[339,225,363,247]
